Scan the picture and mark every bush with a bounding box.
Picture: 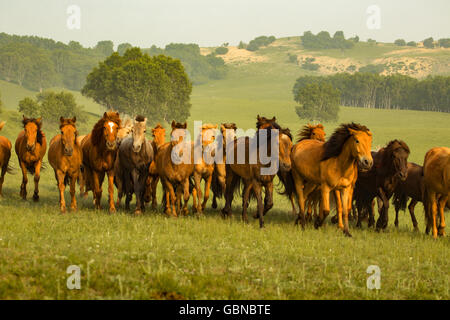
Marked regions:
[301,58,320,71]
[407,41,417,47]
[215,47,229,55]
[300,31,355,50]
[423,37,434,49]
[394,39,406,46]
[294,82,340,122]
[358,64,385,74]
[238,41,247,49]
[438,38,450,48]
[246,36,276,51]
[287,53,297,64]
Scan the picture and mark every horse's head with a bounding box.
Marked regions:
[171,120,187,145]
[279,128,293,173]
[387,140,410,181]
[117,118,133,144]
[93,111,121,151]
[256,115,277,130]
[310,124,326,142]
[131,116,147,153]
[23,116,42,152]
[348,127,373,171]
[220,123,237,145]
[59,116,77,156]
[200,124,218,147]
[152,123,166,147]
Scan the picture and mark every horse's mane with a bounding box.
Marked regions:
[221,123,237,131]
[153,123,164,130]
[59,118,76,130]
[135,115,146,122]
[322,122,370,161]
[296,124,324,143]
[385,139,410,154]
[280,128,293,141]
[91,111,121,145]
[22,117,45,145]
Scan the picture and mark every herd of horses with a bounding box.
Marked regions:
[0,112,448,239]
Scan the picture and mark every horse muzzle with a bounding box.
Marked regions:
[106,141,117,150]
[132,145,142,153]
[279,162,291,173]
[26,144,36,152]
[397,171,408,181]
[64,148,74,156]
[358,157,373,171]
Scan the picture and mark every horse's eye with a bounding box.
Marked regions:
[355,139,360,144]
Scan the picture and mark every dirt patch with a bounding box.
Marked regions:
[373,57,434,77]
[296,54,362,74]
[201,46,268,64]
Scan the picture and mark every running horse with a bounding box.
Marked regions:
[15,116,47,201]
[289,123,373,236]
[221,116,293,228]
[0,121,13,197]
[81,111,121,213]
[48,117,82,213]
[423,147,449,238]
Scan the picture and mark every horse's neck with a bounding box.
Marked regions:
[335,141,357,175]
[377,148,396,177]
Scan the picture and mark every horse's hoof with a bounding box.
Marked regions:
[344,231,352,238]
[109,207,116,214]
[135,209,142,216]
[60,207,66,214]
[212,203,217,209]
[314,219,320,229]
[33,194,39,202]
[438,227,446,237]
[330,215,338,224]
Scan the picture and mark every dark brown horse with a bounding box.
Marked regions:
[392,162,423,231]
[48,117,82,213]
[15,116,47,201]
[354,140,410,231]
[81,111,121,213]
[222,116,293,228]
[0,121,13,197]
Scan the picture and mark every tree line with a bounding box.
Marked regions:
[0,33,227,91]
[300,31,358,50]
[293,73,450,113]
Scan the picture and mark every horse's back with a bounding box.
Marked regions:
[0,136,12,167]
[291,139,324,182]
[424,147,450,194]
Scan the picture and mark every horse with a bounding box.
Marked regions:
[423,147,449,238]
[0,121,13,197]
[77,117,132,196]
[192,123,218,213]
[48,117,82,213]
[81,111,121,213]
[392,162,423,231]
[211,123,237,209]
[144,123,166,210]
[15,116,47,201]
[353,140,410,231]
[221,116,293,228]
[289,123,373,237]
[279,123,326,218]
[115,116,153,214]
[155,121,198,216]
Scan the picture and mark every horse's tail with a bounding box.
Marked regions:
[277,171,295,199]
[392,191,407,212]
[211,172,224,199]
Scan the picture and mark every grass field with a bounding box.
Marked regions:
[0,54,449,299]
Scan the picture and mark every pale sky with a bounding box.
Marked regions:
[0,0,448,48]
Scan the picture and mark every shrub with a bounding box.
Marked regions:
[215,47,229,55]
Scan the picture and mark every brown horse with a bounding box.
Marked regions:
[155,121,198,216]
[15,116,47,201]
[0,121,13,197]
[423,147,449,238]
[145,123,166,210]
[48,117,82,213]
[211,123,237,209]
[81,111,121,213]
[192,123,218,213]
[392,162,423,231]
[353,140,410,231]
[279,123,326,218]
[290,123,373,236]
[222,116,293,228]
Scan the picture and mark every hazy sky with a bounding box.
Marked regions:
[0,0,449,48]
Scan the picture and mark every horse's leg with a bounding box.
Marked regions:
[408,199,419,232]
[151,175,159,210]
[78,166,85,196]
[427,191,438,238]
[289,193,297,216]
[335,190,344,230]
[241,180,252,223]
[55,170,66,213]
[368,199,376,228]
[92,170,102,210]
[182,178,190,216]
[222,169,236,218]
[131,169,142,215]
[347,186,354,222]
[31,160,42,202]
[193,172,203,214]
[263,181,274,216]
[376,189,389,231]
[394,199,400,228]
[70,173,78,211]
[201,173,213,211]
[164,179,177,217]
[341,187,352,237]
[292,170,306,228]
[317,185,331,229]
[106,170,116,213]
[438,195,447,237]
[252,181,264,228]
[19,161,28,200]
[0,165,7,197]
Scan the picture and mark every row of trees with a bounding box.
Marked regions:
[146,43,227,84]
[82,48,192,124]
[300,31,357,50]
[293,73,450,113]
[395,37,450,48]
[245,36,276,51]
[0,33,227,91]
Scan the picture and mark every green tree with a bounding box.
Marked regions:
[294,82,340,122]
[407,41,417,47]
[394,39,406,46]
[238,41,247,49]
[117,43,133,55]
[438,38,450,48]
[215,47,228,55]
[423,37,434,49]
[95,40,114,56]
[18,97,40,118]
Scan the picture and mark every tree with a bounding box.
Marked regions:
[117,43,133,55]
[423,37,434,49]
[394,39,406,46]
[18,97,40,118]
[95,40,114,56]
[438,38,450,48]
[407,41,417,47]
[82,48,192,123]
[215,47,229,55]
[294,82,340,122]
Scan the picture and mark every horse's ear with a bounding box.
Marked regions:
[220,124,226,132]
[317,124,324,129]
[272,116,276,121]
[183,122,187,129]
[348,128,357,136]
[60,116,64,124]
[103,112,107,118]
[171,120,176,129]
[36,117,42,126]
[257,115,261,121]
[72,116,77,123]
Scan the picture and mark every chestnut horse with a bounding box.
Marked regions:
[353,140,410,231]
[221,116,293,228]
[81,111,121,213]
[15,116,47,201]
[155,121,198,216]
[211,123,237,209]
[48,117,82,213]
[0,121,13,197]
[145,124,166,210]
[290,123,373,236]
[423,147,449,238]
